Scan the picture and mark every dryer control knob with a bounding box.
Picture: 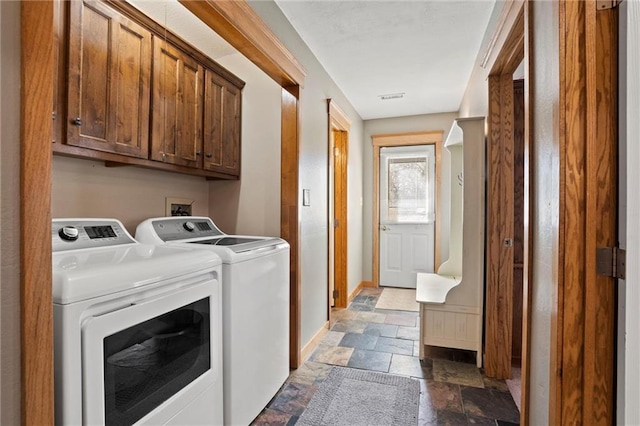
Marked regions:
[183,221,196,232]
[59,226,79,241]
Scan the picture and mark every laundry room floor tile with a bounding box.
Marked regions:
[254,287,520,426]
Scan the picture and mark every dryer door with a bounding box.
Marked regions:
[81,280,220,425]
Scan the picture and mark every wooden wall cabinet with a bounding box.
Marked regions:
[151,38,204,169]
[54,0,244,179]
[66,0,151,159]
[203,70,241,176]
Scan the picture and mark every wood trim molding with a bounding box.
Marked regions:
[327,99,350,311]
[520,5,533,422]
[371,131,443,146]
[300,322,329,362]
[371,131,443,286]
[555,1,618,423]
[179,0,306,90]
[21,1,54,424]
[281,88,301,368]
[485,73,517,380]
[333,130,349,309]
[481,0,526,71]
[328,99,351,131]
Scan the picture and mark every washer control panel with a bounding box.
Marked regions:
[52,219,136,252]
[151,217,225,242]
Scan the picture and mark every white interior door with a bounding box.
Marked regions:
[379,145,436,288]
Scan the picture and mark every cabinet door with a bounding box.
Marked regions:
[203,70,241,177]
[67,0,151,158]
[151,38,204,168]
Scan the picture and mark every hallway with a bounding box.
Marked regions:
[252,288,520,425]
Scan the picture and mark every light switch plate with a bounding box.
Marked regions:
[302,189,310,206]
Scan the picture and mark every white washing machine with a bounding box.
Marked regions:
[135,217,290,426]
[52,218,224,425]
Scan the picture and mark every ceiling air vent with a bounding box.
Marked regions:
[378,92,405,101]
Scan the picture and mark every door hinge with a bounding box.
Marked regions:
[333,290,339,299]
[334,219,339,229]
[596,246,626,279]
[596,0,620,10]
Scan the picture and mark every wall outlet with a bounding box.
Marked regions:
[165,197,194,216]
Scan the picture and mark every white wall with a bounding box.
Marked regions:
[249,0,365,347]
[209,53,282,237]
[0,1,21,423]
[618,1,640,423]
[362,113,458,282]
[52,157,210,232]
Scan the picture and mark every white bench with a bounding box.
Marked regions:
[415,117,486,368]
[416,272,482,367]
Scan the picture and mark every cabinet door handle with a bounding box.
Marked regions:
[196,151,202,156]
[72,117,82,126]
[205,153,212,158]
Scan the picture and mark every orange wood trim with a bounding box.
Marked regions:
[371,131,443,286]
[583,2,617,423]
[480,0,525,70]
[490,10,526,75]
[328,99,351,131]
[281,88,301,368]
[300,322,329,362]
[328,99,351,312]
[372,144,381,286]
[556,1,618,423]
[499,72,515,375]
[21,1,55,424]
[334,130,349,308]
[371,130,443,146]
[552,3,568,423]
[485,74,504,378]
[520,6,533,420]
[178,0,306,89]
[560,2,588,422]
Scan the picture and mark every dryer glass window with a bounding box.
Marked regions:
[103,298,210,425]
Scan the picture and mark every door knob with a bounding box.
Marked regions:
[381,225,388,231]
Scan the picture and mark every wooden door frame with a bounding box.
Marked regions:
[481,1,531,422]
[371,131,443,287]
[21,2,308,422]
[484,7,525,381]
[553,1,618,424]
[327,99,350,311]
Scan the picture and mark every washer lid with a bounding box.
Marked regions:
[52,244,221,305]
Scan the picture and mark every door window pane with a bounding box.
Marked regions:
[387,157,429,222]
[103,297,210,425]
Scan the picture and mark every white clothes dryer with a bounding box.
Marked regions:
[52,218,223,425]
[135,217,290,426]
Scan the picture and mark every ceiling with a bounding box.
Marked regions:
[274,0,496,120]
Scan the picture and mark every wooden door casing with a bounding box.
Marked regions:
[203,70,241,176]
[66,0,151,158]
[333,129,348,308]
[512,79,525,363]
[556,1,618,424]
[151,37,203,168]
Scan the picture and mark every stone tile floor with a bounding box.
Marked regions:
[252,287,520,425]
